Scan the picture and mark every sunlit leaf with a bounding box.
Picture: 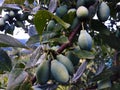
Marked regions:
[0,0,5,7]
[2,4,21,10]
[34,10,70,35]
[72,60,87,82]
[0,34,28,48]
[4,0,24,4]
[7,68,29,90]
[48,0,58,13]
[0,49,12,73]
[97,80,111,90]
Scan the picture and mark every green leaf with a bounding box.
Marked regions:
[4,0,24,4]
[0,34,28,48]
[7,68,32,90]
[97,80,111,90]
[52,35,69,44]
[72,49,95,59]
[91,20,110,36]
[0,49,12,72]
[26,35,40,46]
[34,10,70,35]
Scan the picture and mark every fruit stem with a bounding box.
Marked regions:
[81,22,85,30]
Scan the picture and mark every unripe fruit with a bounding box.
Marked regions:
[36,60,50,84]
[0,18,5,26]
[46,20,55,31]
[97,2,110,22]
[3,14,10,21]
[76,0,96,8]
[56,54,74,75]
[76,6,89,20]
[9,10,15,17]
[71,17,79,30]
[76,0,85,8]
[51,60,69,84]
[78,30,93,51]
[66,51,80,66]
[56,5,68,18]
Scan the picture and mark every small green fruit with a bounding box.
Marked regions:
[36,60,50,84]
[46,20,55,31]
[3,14,10,21]
[56,5,68,18]
[78,30,93,51]
[76,0,85,8]
[9,10,15,17]
[51,60,69,84]
[97,2,110,22]
[71,17,79,30]
[56,54,74,75]
[66,51,80,66]
[76,6,89,20]
[0,18,5,26]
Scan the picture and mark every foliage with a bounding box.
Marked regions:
[0,0,120,90]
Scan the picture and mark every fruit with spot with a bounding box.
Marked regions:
[36,60,50,84]
[56,5,68,18]
[56,54,74,75]
[78,30,93,51]
[51,60,69,84]
[97,2,110,22]
[76,6,89,20]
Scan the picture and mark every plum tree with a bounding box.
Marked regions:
[0,0,120,90]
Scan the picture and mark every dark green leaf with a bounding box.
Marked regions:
[91,20,110,36]
[72,49,95,59]
[52,35,69,44]
[0,49,12,72]
[34,10,70,35]
[0,34,28,48]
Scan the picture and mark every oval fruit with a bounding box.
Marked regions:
[0,18,5,27]
[78,30,93,51]
[71,17,79,30]
[56,5,68,17]
[66,51,80,66]
[76,6,89,20]
[51,60,69,84]
[76,0,96,8]
[76,0,85,8]
[56,54,74,75]
[36,60,50,84]
[46,20,55,31]
[97,2,110,22]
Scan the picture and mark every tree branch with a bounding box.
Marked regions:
[57,24,81,53]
